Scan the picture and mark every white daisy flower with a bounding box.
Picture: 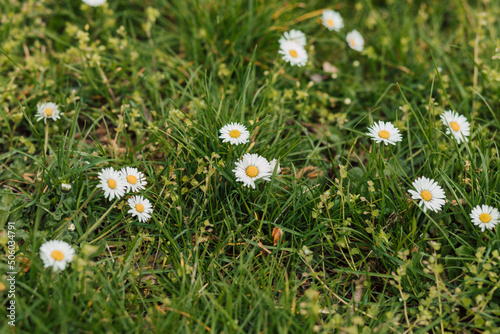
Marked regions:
[279,29,307,47]
[127,195,153,223]
[322,9,344,32]
[233,153,273,189]
[120,167,147,192]
[269,158,282,174]
[68,223,76,231]
[96,167,126,200]
[61,183,72,193]
[408,177,446,213]
[279,41,308,67]
[470,204,499,231]
[346,30,365,52]
[35,102,63,123]
[39,240,75,272]
[366,121,403,145]
[82,0,106,6]
[219,123,250,145]
[440,110,470,144]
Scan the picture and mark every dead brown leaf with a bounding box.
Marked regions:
[296,166,317,179]
[22,173,35,184]
[306,169,323,179]
[272,227,284,246]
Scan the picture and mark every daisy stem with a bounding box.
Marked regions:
[379,145,388,171]
[52,187,99,237]
[77,197,121,243]
[229,145,234,160]
[44,121,49,157]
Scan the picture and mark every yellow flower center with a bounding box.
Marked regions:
[127,175,138,184]
[51,250,64,261]
[378,130,390,139]
[45,108,53,116]
[108,179,117,189]
[327,19,334,27]
[350,39,355,46]
[289,49,298,58]
[420,190,432,202]
[229,129,241,138]
[449,121,460,132]
[479,213,492,223]
[136,203,144,213]
[246,166,259,178]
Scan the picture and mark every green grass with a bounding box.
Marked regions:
[1,0,500,332]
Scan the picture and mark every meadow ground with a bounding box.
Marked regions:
[1,0,500,333]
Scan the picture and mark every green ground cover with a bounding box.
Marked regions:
[1,0,500,333]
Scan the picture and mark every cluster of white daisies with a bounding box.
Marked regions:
[366,110,470,148]
[366,110,498,231]
[35,101,152,270]
[96,166,153,223]
[219,123,281,189]
[35,102,153,222]
[408,173,499,232]
[278,9,365,67]
[38,167,153,272]
[36,122,276,272]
